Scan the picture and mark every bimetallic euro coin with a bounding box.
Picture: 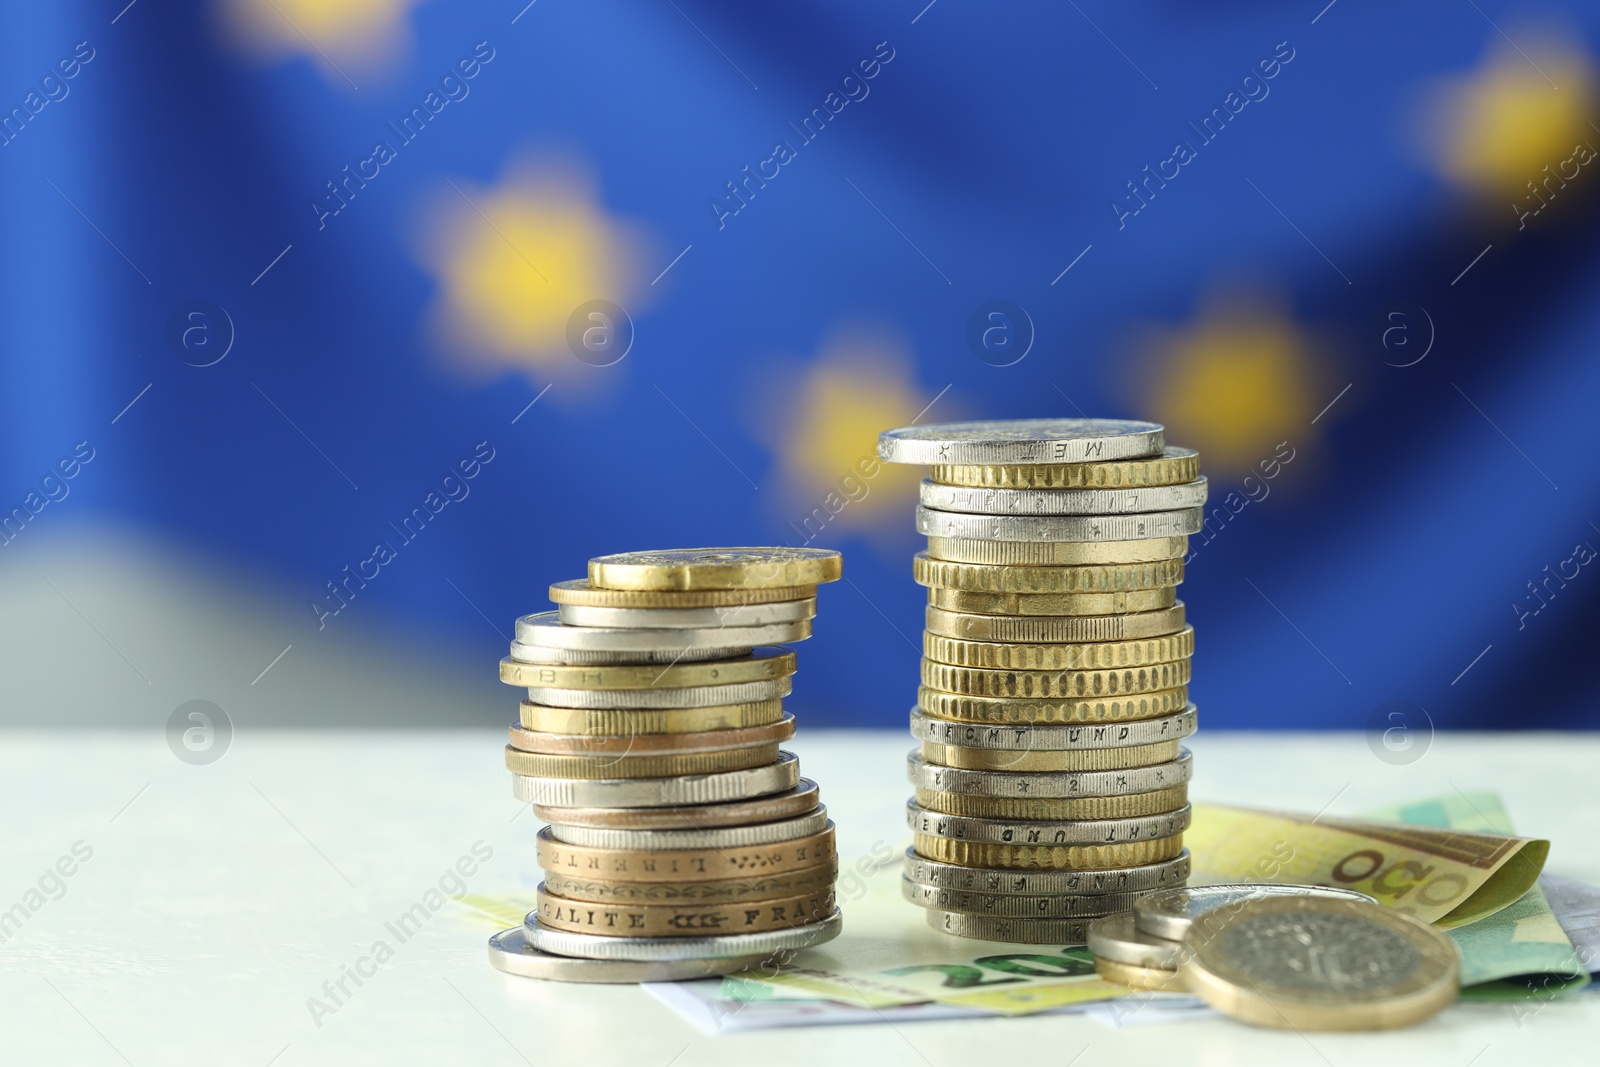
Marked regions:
[914,785,1189,822]
[903,848,1191,896]
[514,611,811,652]
[510,750,799,807]
[1087,910,1184,969]
[534,781,819,830]
[519,700,784,736]
[912,832,1185,871]
[587,548,843,591]
[916,506,1204,543]
[535,884,834,938]
[541,862,838,905]
[557,598,816,629]
[928,586,1178,617]
[913,554,1185,594]
[922,629,1194,671]
[926,535,1187,566]
[878,418,1164,466]
[925,603,1186,643]
[923,909,1094,944]
[918,685,1190,724]
[1135,883,1379,942]
[920,738,1182,773]
[906,750,1194,798]
[1095,957,1187,992]
[910,706,1197,750]
[546,808,829,851]
[508,715,794,756]
[918,477,1208,516]
[522,676,791,709]
[549,579,817,607]
[499,647,795,689]
[487,926,765,983]
[901,878,1141,919]
[507,641,743,665]
[523,907,843,961]
[929,446,1200,489]
[905,801,1192,846]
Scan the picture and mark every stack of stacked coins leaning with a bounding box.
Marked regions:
[486,547,846,983]
[1088,885,1461,1032]
[876,419,1205,943]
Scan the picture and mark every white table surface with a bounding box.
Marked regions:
[3,728,1597,1065]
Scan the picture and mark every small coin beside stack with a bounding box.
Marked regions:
[1087,884,1460,1031]
[878,419,1204,942]
[487,547,846,984]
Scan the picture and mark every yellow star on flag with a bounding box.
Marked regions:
[220,0,431,83]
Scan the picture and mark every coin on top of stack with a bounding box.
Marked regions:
[487,547,846,984]
[878,419,1203,943]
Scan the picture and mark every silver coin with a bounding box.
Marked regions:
[523,908,842,961]
[919,478,1208,517]
[507,641,745,665]
[906,750,1193,798]
[514,611,812,651]
[524,676,791,709]
[1134,883,1379,942]
[558,599,817,629]
[903,848,1191,896]
[1087,911,1182,969]
[546,809,830,851]
[909,706,1197,750]
[511,751,800,807]
[487,926,766,983]
[916,507,1204,543]
[906,801,1192,845]
[879,419,1164,466]
[925,909,1093,944]
[901,877,1142,919]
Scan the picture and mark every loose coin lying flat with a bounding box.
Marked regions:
[542,863,839,906]
[546,807,830,850]
[510,750,799,807]
[535,884,834,938]
[1095,957,1187,992]
[916,507,1204,543]
[923,629,1195,671]
[509,715,795,756]
[906,802,1192,845]
[918,685,1189,724]
[1087,911,1184,969]
[523,676,791,709]
[535,781,819,830]
[903,848,1191,896]
[549,579,817,608]
[920,659,1191,699]
[537,825,836,883]
[924,909,1094,944]
[519,700,785,736]
[588,548,843,592]
[926,535,1188,566]
[920,739,1182,773]
[500,647,795,689]
[515,611,811,652]
[910,707,1197,750]
[1136,883,1379,942]
[487,926,765,983]
[524,907,843,961]
[1179,897,1461,1031]
[504,743,780,780]
[913,554,1185,595]
[912,833,1185,871]
[901,877,1141,919]
[914,785,1188,822]
[906,750,1194,798]
[918,478,1208,516]
[928,586,1178,617]
[878,419,1164,466]
[925,603,1186,643]
[557,598,817,629]
[928,447,1201,489]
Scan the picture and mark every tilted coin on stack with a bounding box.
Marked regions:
[879,420,1206,943]
[1087,883,1379,992]
[486,547,846,983]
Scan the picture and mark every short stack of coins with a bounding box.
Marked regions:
[486,547,846,984]
[877,419,1204,943]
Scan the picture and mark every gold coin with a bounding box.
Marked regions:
[588,547,843,591]
[921,659,1190,699]
[500,648,795,690]
[548,579,817,607]
[929,586,1177,616]
[508,716,794,756]
[921,739,1182,772]
[536,884,835,937]
[919,686,1189,724]
[915,785,1189,821]
[535,781,821,830]
[540,862,839,905]
[537,825,837,882]
[913,833,1184,871]
[923,629,1195,671]
[913,554,1184,594]
[503,743,779,780]
[930,448,1201,489]
[926,536,1187,566]
[1179,897,1461,1031]
[518,700,785,735]
[1095,957,1188,992]
[926,604,1186,643]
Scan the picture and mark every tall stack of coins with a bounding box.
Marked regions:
[877,419,1205,943]
[487,548,846,983]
